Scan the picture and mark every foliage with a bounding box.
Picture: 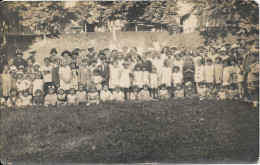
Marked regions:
[19,1,69,33]
[191,0,259,42]
[1,99,259,163]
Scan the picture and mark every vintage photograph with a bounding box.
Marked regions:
[0,0,259,164]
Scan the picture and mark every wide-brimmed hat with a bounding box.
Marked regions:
[49,48,58,54]
[220,47,226,52]
[170,46,177,50]
[197,45,205,49]
[61,50,71,57]
[71,50,79,56]
[230,44,239,50]
[88,47,94,51]
[15,49,23,55]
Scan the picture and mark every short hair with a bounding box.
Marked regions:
[161,83,167,88]
[173,66,180,70]
[100,56,107,61]
[44,57,50,62]
[206,58,212,63]
[35,89,43,95]
[215,56,222,61]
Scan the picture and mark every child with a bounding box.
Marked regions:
[142,65,150,87]
[112,85,125,102]
[78,58,93,91]
[119,61,132,99]
[100,84,113,102]
[32,71,44,96]
[93,69,103,93]
[33,89,45,105]
[20,90,32,107]
[90,60,98,73]
[33,62,42,73]
[247,51,259,107]
[158,83,170,99]
[109,60,121,90]
[57,87,67,107]
[174,52,184,73]
[52,57,61,90]
[206,83,217,99]
[1,65,12,97]
[70,62,78,91]
[0,93,5,109]
[161,60,172,96]
[59,59,72,91]
[67,88,78,105]
[214,56,223,91]
[7,58,17,71]
[204,58,214,83]
[183,58,195,83]
[236,56,245,98]
[174,83,184,99]
[217,85,228,100]
[6,88,21,108]
[138,84,152,101]
[172,66,183,87]
[16,72,31,95]
[228,83,238,100]
[129,85,139,101]
[42,57,53,93]
[45,86,57,107]
[222,59,231,89]
[24,67,34,94]
[194,58,205,93]
[87,85,100,105]
[133,64,143,89]
[150,67,159,98]
[184,81,197,99]
[197,82,207,100]
[229,57,238,84]
[76,84,87,105]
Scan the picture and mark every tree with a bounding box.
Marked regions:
[0,1,26,44]
[19,1,69,34]
[190,0,259,43]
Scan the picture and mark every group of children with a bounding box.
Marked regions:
[0,41,259,108]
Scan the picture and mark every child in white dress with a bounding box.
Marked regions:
[100,85,113,102]
[172,66,183,87]
[204,58,214,83]
[57,87,67,107]
[59,59,72,91]
[159,84,170,99]
[67,88,78,105]
[6,88,21,108]
[16,72,31,96]
[138,85,152,101]
[130,85,139,101]
[214,56,223,92]
[150,67,159,98]
[119,61,132,100]
[76,84,87,105]
[142,66,150,87]
[217,85,228,100]
[70,62,78,90]
[161,60,172,95]
[236,56,244,98]
[174,83,184,99]
[109,60,121,90]
[87,85,100,105]
[20,90,32,107]
[112,85,125,102]
[133,64,143,88]
[222,59,231,88]
[174,53,184,73]
[93,69,103,93]
[45,86,57,107]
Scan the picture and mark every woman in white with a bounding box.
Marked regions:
[59,59,72,90]
[109,60,121,90]
[133,64,143,88]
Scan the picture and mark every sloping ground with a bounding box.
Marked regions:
[22,31,206,64]
[1,99,259,164]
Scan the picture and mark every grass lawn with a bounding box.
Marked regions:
[1,99,259,164]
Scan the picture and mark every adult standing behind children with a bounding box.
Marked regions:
[14,49,27,68]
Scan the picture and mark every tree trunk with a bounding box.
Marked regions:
[3,21,7,44]
[85,23,87,34]
[112,21,116,41]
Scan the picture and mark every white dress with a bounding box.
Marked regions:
[100,90,113,101]
[161,67,172,86]
[150,73,159,89]
[222,66,231,86]
[174,60,184,73]
[142,71,150,86]
[204,65,215,83]
[71,69,78,90]
[109,66,120,89]
[59,66,72,90]
[172,72,183,87]
[133,71,143,88]
[32,79,44,96]
[194,65,205,82]
[235,65,244,83]
[119,68,131,88]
